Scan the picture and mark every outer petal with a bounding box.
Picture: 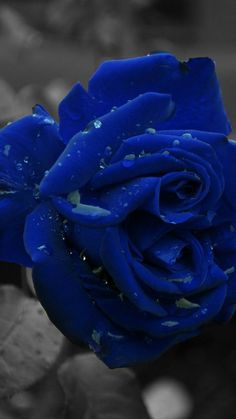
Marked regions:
[209,223,236,305]
[89,53,231,134]
[0,106,64,186]
[59,82,108,143]
[23,202,125,351]
[0,108,64,265]
[0,220,32,266]
[40,93,174,196]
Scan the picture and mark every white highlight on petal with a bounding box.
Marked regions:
[67,190,111,217]
[161,321,179,327]
[175,298,200,310]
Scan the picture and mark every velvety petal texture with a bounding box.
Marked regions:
[59,53,230,144]
[89,54,231,134]
[1,53,236,368]
[0,106,64,265]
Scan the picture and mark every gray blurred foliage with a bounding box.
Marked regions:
[58,353,151,419]
[0,285,63,399]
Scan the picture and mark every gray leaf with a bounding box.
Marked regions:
[0,285,63,398]
[58,353,151,419]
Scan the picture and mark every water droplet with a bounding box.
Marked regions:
[67,190,80,206]
[37,244,52,255]
[44,170,49,177]
[16,162,23,171]
[175,298,200,309]
[80,249,87,261]
[111,106,118,112]
[92,329,101,345]
[145,127,156,134]
[224,266,235,276]
[105,145,112,157]
[118,293,124,301]
[172,139,180,146]
[138,150,152,158]
[182,132,192,140]
[99,158,107,169]
[44,116,55,125]
[122,154,136,167]
[123,202,128,207]
[58,162,62,167]
[162,150,170,156]
[162,321,179,327]
[3,144,11,156]
[93,120,102,129]
[23,156,29,164]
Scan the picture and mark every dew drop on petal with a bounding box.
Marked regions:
[16,162,23,171]
[104,145,112,157]
[201,308,208,315]
[93,120,102,129]
[182,132,192,140]
[161,321,179,327]
[91,329,101,345]
[175,298,200,309]
[3,144,11,156]
[99,158,107,169]
[224,266,235,276]
[122,154,136,167]
[145,127,156,134]
[37,244,52,256]
[172,139,180,146]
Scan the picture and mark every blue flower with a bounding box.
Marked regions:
[1,53,236,367]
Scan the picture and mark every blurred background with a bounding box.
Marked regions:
[0,0,235,127]
[1,1,236,418]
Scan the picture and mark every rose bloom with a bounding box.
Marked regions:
[1,53,236,367]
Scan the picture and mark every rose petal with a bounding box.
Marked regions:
[0,107,64,186]
[0,220,32,266]
[52,177,159,227]
[59,82,107,143]
[89,53,231,134]
[101,226,167,316]
[90,153,183,190]
[23,202,125,350]
[40,92,174,196]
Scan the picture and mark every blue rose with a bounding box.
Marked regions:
[1,53,236,367]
